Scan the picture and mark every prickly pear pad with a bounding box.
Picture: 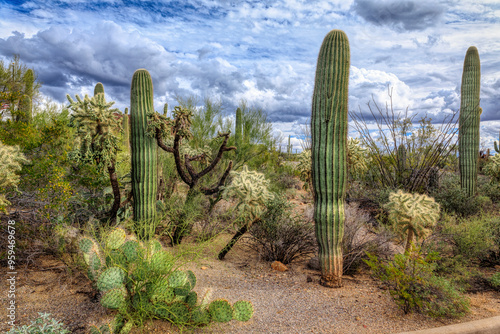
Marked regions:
[106,228,127,249]
[97,267,126,291]
[232,300,254,321]
[208,299,233,323]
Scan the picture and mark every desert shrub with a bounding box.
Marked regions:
[247,195,316,264]
[490,272,500,290]
[342,202,394,274]
[7,312,70,334]
[442,213,500,265]
[431,172,490,217]
[365,247,469,317]
[79,227,254,333]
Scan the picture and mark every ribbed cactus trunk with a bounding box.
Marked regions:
[458,46,481,197]
[494,131,499,154]
[235,107,242,150]
[397,144,406,186]
[123,108,129,150]
[130,69,157,239]
[311,29,349,288]
[20,95,32,123]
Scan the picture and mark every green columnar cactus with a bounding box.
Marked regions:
[494,131,499,154]
[130,69,158,238]
[287,135,291,155]
[384,190,441,252]
[458,46,481,197]
[94,82,105,97]
[311,29,350,288]
[122,108,129,149]
[19,94,32,123]
[163,103,168,115]
[235,107,242,150]
[23,68,35,95]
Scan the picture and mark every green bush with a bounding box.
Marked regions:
[365,248,469,317]
[442,213,500,265]
[7,312,70,334]
[431,173,491,217]
[490,272,500,290]
[247,195,316,264]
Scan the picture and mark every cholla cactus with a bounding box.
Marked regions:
[223,165,274,220]
[296,150,312,190]
[384,190,441,252]
[483,154,500,182]
[0,141,30,212]
[347,138,369,178]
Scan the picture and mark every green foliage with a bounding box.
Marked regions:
[384,190,440,251]
[490,272,500,289]
[78,227,253,332]
[365,248,469,317]
[483,154,500,182]
[441,213,500,265]
[247,194,316,264]
[6,312,71,334]
[295,149,312,191]
[347,138,369,179]
[431,173,491,217]
[0,140,30,212]
[311,29,350,287]
[458,46,481,197]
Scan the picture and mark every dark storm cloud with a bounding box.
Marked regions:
[352,0,445,31]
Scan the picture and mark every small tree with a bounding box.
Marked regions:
[66,93,122,220]
[148,106,235,244]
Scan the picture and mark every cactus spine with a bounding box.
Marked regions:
[94,82,105,97]
[130,69,157,238]
[235,107,242,150]
[458,46,481,197]
[311,29,349,288]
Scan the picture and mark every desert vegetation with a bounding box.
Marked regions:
[1,30,500,333]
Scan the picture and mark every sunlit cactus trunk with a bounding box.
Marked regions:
[458,46,481,197]
[311,29,349,288]
[130,69,157,239]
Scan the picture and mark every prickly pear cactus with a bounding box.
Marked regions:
[384,190,441,252]
[78,226,253,331]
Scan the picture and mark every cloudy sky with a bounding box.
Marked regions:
[0,0,499,151]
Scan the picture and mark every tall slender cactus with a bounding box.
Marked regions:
[494,131,499,154]
[123,108,129,149]
[311,29,350,288]
[130,69,157,239]
[235,107,242,151]
[458,46,481,197]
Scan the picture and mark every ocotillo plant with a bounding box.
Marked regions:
[94,82,105,97]
[311,29,350,288]
[130,69,158,239]
[384,190,440,252]
[458,46,481,197]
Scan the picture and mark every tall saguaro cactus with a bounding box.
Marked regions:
[235,107,242,150]
[123,108,129,149]
[311,29,349,288]
[458,46,481,197]
[494,131,499,154]
[130,69,157,239]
